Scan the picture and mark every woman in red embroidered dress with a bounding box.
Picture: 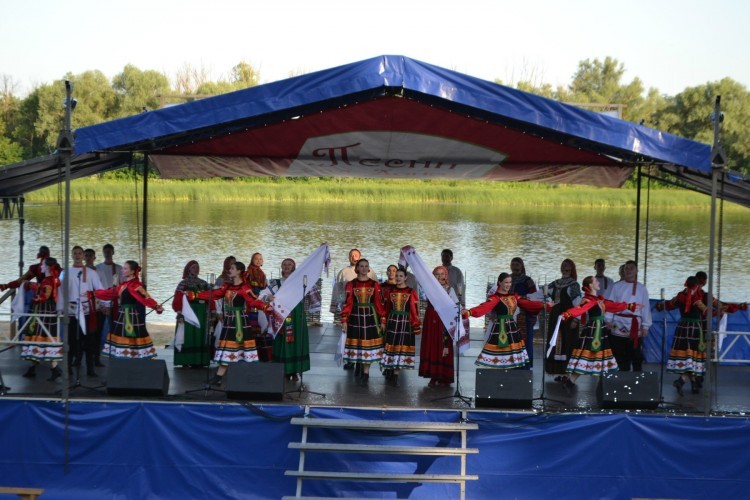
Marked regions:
[20,257,64,381]
[659,276,747,396]
[558,276,642,395]
[380,268,421,387]
[463,272,547,369]
[341,259,386,386]
[379,265,398,303]
[189,261,273,386]
[245,253,272,361]
[95,260,164,360]
[418,266,457,387]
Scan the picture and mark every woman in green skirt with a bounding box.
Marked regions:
[172,260,211,367]
[268,258,311,380]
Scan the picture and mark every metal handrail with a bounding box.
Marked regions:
[0,311,64,346]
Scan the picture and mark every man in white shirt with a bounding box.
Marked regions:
[605,260,652,371]
[94,243,122,367]
[59,245,104,378]
[594,258,615,300]
[441,249,465,307]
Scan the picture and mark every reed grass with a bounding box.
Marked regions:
[24,176,733,209]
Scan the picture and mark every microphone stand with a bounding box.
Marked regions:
[59,272,104,395]
[186,273,225,396]
[286,274,325,400]
[531,283,564,409]
[432,295,472,406]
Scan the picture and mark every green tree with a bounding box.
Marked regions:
[33,70,116,151]
[0,117,23,165]
[230,61,260,89]
[654,78,750,173]
[112,64,171,117]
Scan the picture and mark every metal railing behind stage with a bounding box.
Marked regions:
[714,330,750,364]
[0,310,64,347]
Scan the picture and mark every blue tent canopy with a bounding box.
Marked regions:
[69,55,710,187]
[5,55,744,200]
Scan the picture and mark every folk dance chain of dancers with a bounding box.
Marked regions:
[3,243,747,399]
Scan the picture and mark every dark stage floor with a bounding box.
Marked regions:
[1,323,747,415]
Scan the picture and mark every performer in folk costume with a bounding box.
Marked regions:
[60,246,104,377]
[341,258,386,386]
[658,276,747,396]
[189,261,273,386]
[267,258,311,381]
[20,257,64,381]
[510,257,538,366]
[544,258,582,376]
[0,245,51,292]
[244,252,272,361]
[418,266,457,387]
[0,246,52,326]
[380,268,421,387]
[215,256,236,287]
[380,264,398,303]
[172,260,211,367]
[95,260,163,360]
[558,276,642,395]
[463,272,548,369]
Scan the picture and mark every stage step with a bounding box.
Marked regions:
[286,414,477,500]
[286,471,479,483]
[289,442,479,455]
[289,417,478,431]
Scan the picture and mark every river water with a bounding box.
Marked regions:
[1,201,748,325]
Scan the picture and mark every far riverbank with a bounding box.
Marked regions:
[23,176,741,209]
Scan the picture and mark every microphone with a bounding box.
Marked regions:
[77,270,82,278]
[303,275,308,287]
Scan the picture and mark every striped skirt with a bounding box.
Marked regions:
[382,311,416,370]
[475,316,529,369]
[21,301,62,362]
[666,318,706,376]
[214,307,259,365]
[566,318,618,375]
[344,304,383,365]
[103,304,157,360]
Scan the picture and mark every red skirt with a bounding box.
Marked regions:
[418,305,454,383]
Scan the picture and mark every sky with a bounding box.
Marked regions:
[2,0,749,98]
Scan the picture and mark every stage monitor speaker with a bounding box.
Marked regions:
[475,369,533,408]
[106,358,170,397]
[226,362,284,401]
[597,371,659,410]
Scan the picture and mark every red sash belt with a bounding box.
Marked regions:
[616,313,640,347]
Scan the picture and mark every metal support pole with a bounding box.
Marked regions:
[11,197,25,339]
[59,81,74,404]
[634,165,642,266]
[142,154,149,287]
[18,196,24,279]
[705,95,724,416]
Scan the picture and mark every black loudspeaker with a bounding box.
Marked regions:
[475,369,533,408]
[106,358,170,397]
[597,371,660,409]
[225,362,284,401]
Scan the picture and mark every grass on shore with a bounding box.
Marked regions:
[24,176,730,209]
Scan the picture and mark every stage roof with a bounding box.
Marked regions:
[3,55,746,204]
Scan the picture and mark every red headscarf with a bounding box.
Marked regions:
[432,266,450,286]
